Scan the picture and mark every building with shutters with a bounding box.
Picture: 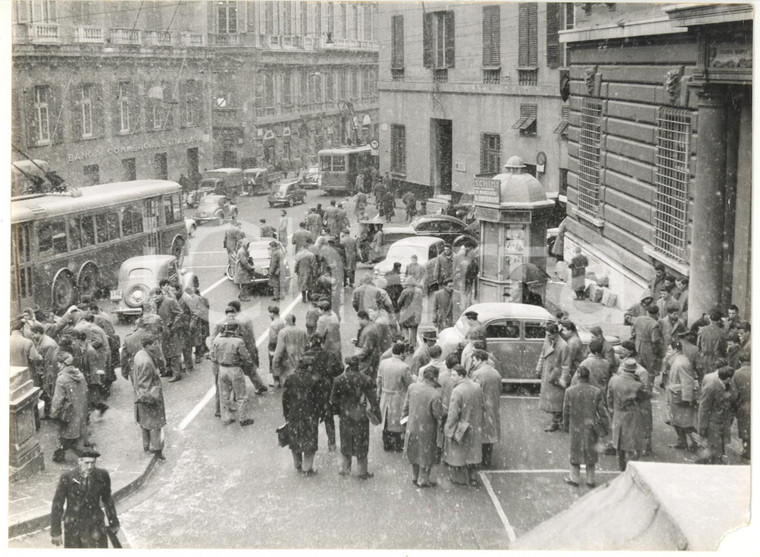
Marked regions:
[11,1,213,188]
[561,3,752,317]
[377,2,573,210]
[11,1,379,186]
[206,1,379,170]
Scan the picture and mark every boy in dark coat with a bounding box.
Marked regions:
[283,357,324,476]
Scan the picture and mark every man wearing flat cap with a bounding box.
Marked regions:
[607,357,651,471]
[49,351,88,463]
[51,448,120,547]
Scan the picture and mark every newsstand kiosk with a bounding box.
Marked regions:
[473,156,555,303]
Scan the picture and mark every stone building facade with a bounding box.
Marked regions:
[562,3,752,317]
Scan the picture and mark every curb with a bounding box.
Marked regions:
[8,454,161,539]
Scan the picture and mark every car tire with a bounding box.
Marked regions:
[51,269,77,312]
[232,209,238,219]
[188,223,196,238]
[225,263,234,281]
[77,262,100,300]
[269,203,274,208]
[288,198,295,207]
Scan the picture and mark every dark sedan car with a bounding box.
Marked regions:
[396,215,479,248]
[267,179,307,207]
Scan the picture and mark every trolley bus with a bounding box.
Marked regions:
[11,180,188,314]
[318,145,376,195]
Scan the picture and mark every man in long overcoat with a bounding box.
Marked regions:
[50,448,119,547]
[295,239,317,303]
[607,358,650,471]
[330,356,381,479]
[283,357,323,475]
[733,352,751,459]
[617,340,654,454]
[355,311,382,378]
[561,321,586,381]
[273,314,308,384]
[403,365,444,487]
[697,310,727,375]
[632,305,665,386]
[562,366,609,487]
[397,277,424,347]
[697,366,738,464]
[303,335,343,452]
[431,279,463,332]
[131,335,167,459]
[433,245,454,287]
[268,241,284,301]
[666,340,699,451]
[536,323,571,432]
[31,324,59,418]
[572,338,610,392]
[277,210,289,250]
[377,343,415,451]
[50,351,88,463]
[470,350,501,467]
[234,240,256,302]
[340,230,358,287]
[157,282,183,382]
[443,365,484,487]
[305,208,322,239]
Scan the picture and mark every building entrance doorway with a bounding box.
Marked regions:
[430,118,452,195]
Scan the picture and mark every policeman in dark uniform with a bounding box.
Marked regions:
[209,319,255,426]
[50,448,120,548]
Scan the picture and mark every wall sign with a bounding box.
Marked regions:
[474,176,500,205]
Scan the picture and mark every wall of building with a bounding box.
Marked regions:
[377,2,568,198]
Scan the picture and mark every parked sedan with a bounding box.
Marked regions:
[225,239,291,292]
[110,255,198,320]
[433,303,619,386]
[373,236,445,291]
[268,179,307,207]
[194,194,238,225]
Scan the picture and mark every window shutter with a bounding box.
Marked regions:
[528,4,537,66]
[112,83,121,135]
[518,4,529,67]
[130,82,142,132]
[480,134,486,173]
[71,85,83,141]
[50,85,63,144]
[162,80,174,129]
[546,3,560,69]
[24,89,37,147]
[178,80,187,127]
[391,15,404,69]
[423,12,433,68]
[482,6,500,67]
[12,89,21,145]
[566,3,574,29]
[93,84,103,138]
[445,11,455,68]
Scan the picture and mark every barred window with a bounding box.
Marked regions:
[654,108,691,262]
[390,124,406,175]
[577,98,603,215]
[480,133,501,174]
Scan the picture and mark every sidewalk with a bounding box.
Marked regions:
[8,376,160,539]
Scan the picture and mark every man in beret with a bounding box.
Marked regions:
[51,448,120,547]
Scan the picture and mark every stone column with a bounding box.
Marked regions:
[688,89,727,324]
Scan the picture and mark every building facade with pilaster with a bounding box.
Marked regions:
[377,1,573,207]
[562,2,752,317]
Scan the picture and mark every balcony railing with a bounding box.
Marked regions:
[144,30,172,47]
[518,68,538,86]
[330,37,378,51]
[209,33,241,47]
[111,28,142,45]
[181,32,205,47]
[255,106,276,117]
[301,35,323,50]
[74,26,104,44]
[29,23,60,44]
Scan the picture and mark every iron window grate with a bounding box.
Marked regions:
[654,107,691,262]
[577,98,602,216]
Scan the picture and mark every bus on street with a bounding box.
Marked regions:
[11,179,187,314]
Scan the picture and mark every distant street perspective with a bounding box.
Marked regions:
[8,1,752,551]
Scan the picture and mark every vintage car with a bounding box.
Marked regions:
[185,218,197,238]
[297,164,321,189]
[373,236,445,290]
[225,239,291,292]
[432,303,619,387]
[243,167,285,196]
[194,194,238,225]
[198,168,243,200]
[110,255,198,320]
[267,179,307,207]
[407,215,479,246]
